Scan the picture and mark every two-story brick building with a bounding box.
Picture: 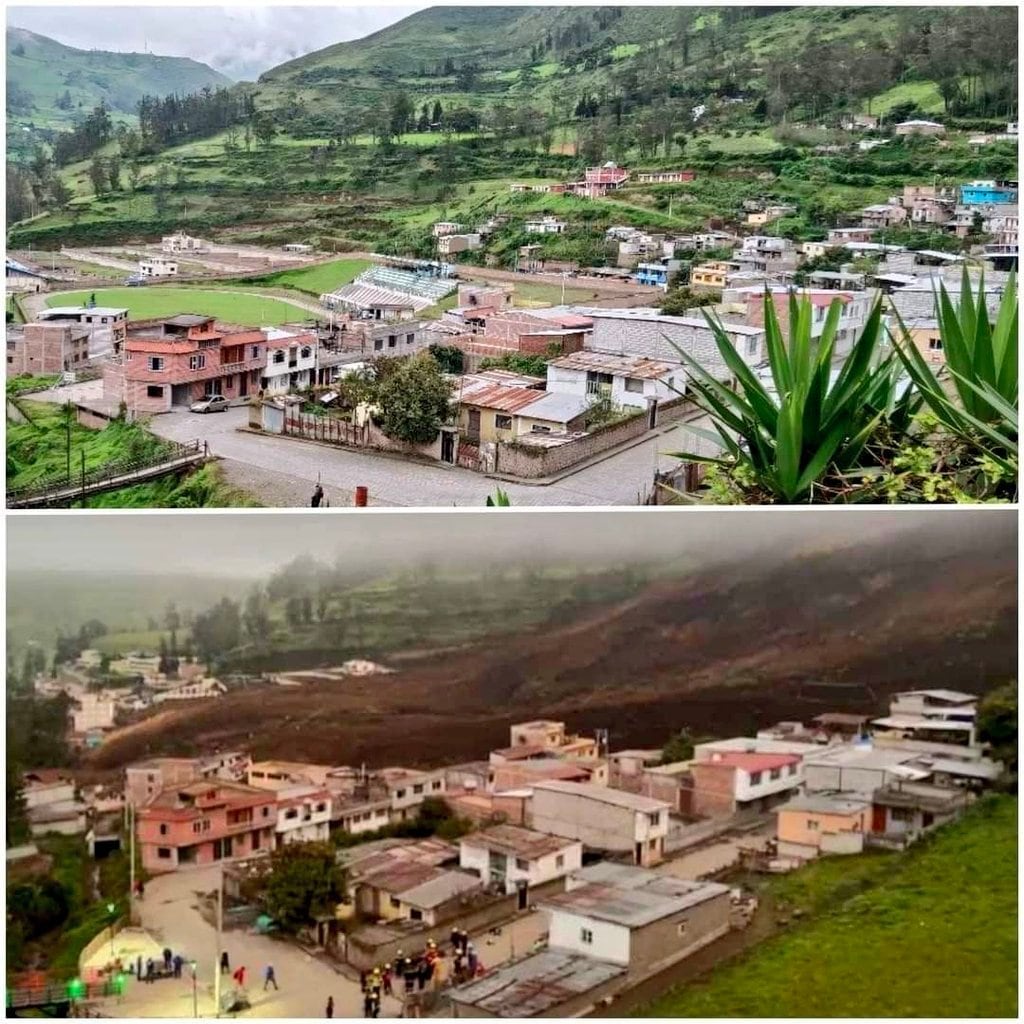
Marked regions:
[137,780,276,873]
[104,315,266,415]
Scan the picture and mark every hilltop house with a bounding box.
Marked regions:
[104,315,266,415]
[893,119,945,137]
[524,216,567,235]
[260,327,317,396]
[138,256,178,278]
[634,169,695,184]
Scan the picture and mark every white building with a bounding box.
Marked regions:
[432,221,464,237]
[376,767,446,822]
[138,257,178,278]
[261,328,317,395]
[151,678,226,703]
[161,232,204,253]
[458,824,582,894]
[334,795,392,835]
[524,216,568,235]
[22,771,88,837]
[71,694,116,734]
[888,689,978,723]
[528,780,670,866]
[275,785,332,847]
[541,862,731,968]
[546,351,681,410]
[801,744,933,796]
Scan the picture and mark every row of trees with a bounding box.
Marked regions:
[137,86,255,150]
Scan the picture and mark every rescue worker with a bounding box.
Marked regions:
[381,963,393,996]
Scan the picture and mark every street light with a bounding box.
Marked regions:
[106,903,117,959]
[189,960,198,1018]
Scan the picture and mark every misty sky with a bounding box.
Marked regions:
[7,4,427,81]
[5,509,973,580]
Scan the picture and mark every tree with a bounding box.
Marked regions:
[6,763,30,847]
[88,156,107,196]
[375,354,454,445]
[264,842,346,932]
[428,344,464,374]
[660,729,695,765]
[243,588,270,641]
[660,288,717,316]
[977,682,1017,778]
[252,112,276,150]
[388,91,413,139]
[431,100,443,125]
[191,598,242,666]
[48,176,72,209]
[106,155,122,192]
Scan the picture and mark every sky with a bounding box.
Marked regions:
[7,4,428,81]
[4,508,963,580]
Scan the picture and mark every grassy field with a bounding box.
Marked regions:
[7,374,60,397]
[639,795,1018,1018]
[45,287,306,326]
[868,80,946,116]
[92,628,190,657]
[247,258,373,296]
[508,281,607,307]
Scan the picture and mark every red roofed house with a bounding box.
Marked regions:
[739,287,873,357]
[137,780,277,873]
[688,751,803,819]
[103,314,267,415]
[575,162,631,198]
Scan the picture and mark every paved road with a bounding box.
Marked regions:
[148,406,708,507]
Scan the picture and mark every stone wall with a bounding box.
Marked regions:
[494,396,693,480]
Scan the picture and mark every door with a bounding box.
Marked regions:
[871,805,887,833]
[647,400,658,429]
[467,409,481,442]
[239,373,248,398]
[441,431,455,464]
[516,882,528,911]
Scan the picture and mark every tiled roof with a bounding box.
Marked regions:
[702,751,801,772]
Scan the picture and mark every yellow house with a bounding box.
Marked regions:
[690,261,733,291]
[746,211,770,227]
[458,381,590,442]
[903,318,944,365]
[775,794,870,861]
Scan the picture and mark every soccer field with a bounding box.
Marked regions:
[46,287,309,326]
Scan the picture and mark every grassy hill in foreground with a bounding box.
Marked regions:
[640,795,1018,1018]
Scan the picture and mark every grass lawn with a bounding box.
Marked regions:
[92,629,186,657]
[248,257,373,296]
[692,130,782,155]
[867,80,946,116]
[45,287,304,326]
[7,374,60,397]
[638,795,1018,1018]
[510,281,605,307]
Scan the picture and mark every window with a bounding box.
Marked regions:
[251,346,260,359]
[747,337,758,357]
[531,424,552,434]
[495,414,513,430]
[146,385,163,398]
[891,807,914,822]
[928,338,943,351]
[413,784,424,795]
[406,333,415,344]
[432,781,442,790]
[273,350,285,364]
[395,789,405,799]
[285,808,298,819]
[316,802,326,813]
[807,819,819,832]
[388,335,397,348]
[580,928,593,945]
[515,858,529,871]
[390,896,401,909]
[262,807,270,817]
[189,354,206,370]
[159,823,168,836]
[677,921,688,936]
[409,908,423,921]
[624,377,644,394]
[148,357,164,371]
[158,848,172,859]
[301,347,311,359]
[647,812,661,827]
[374,339,383,351]
[789,764,797,776]
[770,768,781,781]
[193,821,203,834]
[750,771,763,785]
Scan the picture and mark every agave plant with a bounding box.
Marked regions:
[891,270,1018,471]
[667,292,914,503]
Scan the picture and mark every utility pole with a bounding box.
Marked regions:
[65,403,72,482]
[128,801,135,924]
[213,867,223,1017]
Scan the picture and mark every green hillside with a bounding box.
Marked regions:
[6,26,231,154]
[640,795,1018,1018]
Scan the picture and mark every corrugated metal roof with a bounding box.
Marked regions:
[398,869,481,908]
[450,950,625,1017]
[532,780,669,813]
[462,825,576,860]
[460,383,548,413]
[518,392,592,423]
[550,351,673,379]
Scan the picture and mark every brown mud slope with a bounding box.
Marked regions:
[89,528,1017,771]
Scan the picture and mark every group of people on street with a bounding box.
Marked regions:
[217,952,277,993]
[135,947,187,983]
[449,928,482,986]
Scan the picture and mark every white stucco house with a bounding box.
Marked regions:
[459,824,583,895]
[275,785,332,847]
[261,328,317,395]
[546,351,682,410]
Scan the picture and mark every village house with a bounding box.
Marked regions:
[689,260,733,291]
[634,169,696,184]
[70,693,116,736]
[104,314,266,415]
[491,760,605,792]
[860,202,908,229]
[273,784,332,847]
[437,234,483,256]
[869,714,976,748]
[125,752,249,807]
[546,351,681,411]
[573,162,630,198]
[6,256,48,293]
[322,264,456,319]
[889,689,978,723]
[889,276,1006,321]
[869,781,970,847]
[138,256,179,278]
[458,825,583,896]
[528,780,670,867]
[247,760,337,789]
[333,794,393,835]
[260,327,317,395]
[37,306,129,356]
[375,766,447,822]
[7,322,90,376]
[22,770,88,837]
[508,721,601,761]
[801,744,932,797]
[161,231,205,254]
[634,259,680,288]
[687,751,803,819]
[432,221,464,237]
[959,180,1018,205]
[745,205,796,226]
[136,780,277,873]
[524,216,567,235]
[582,308,766,378]
[774,793,871,861]
[150,677,226,703]
[826,226,877,245]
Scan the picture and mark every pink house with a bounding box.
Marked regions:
[103,315,266,415]
[573,163,630,198]
[688,752,802,819]
[137,780,277,873]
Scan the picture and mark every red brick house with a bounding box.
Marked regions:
[103,315,266,415]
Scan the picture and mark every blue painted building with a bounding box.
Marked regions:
[634,260,680,289]
[959,181,1018,205]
